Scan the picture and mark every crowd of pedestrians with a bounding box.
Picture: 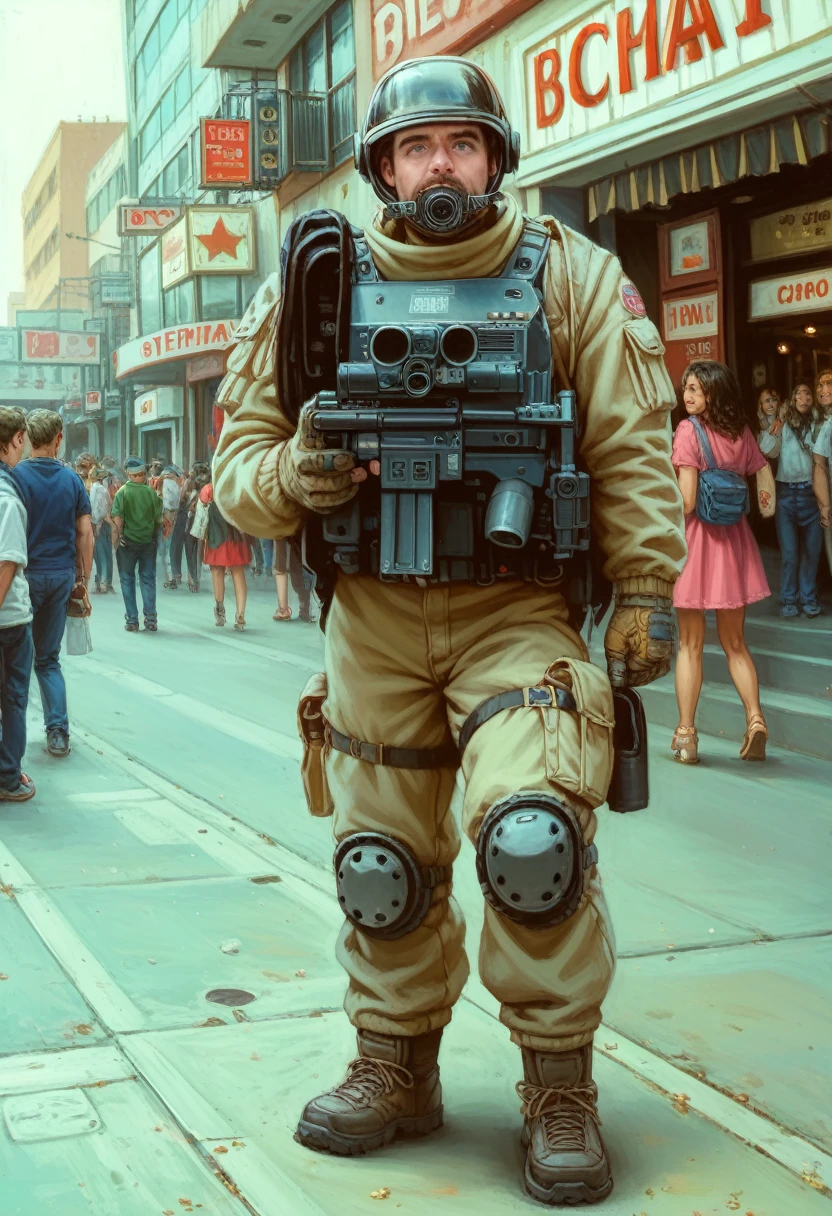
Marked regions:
[0,406,316,804]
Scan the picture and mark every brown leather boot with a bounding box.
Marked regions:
[295,1028,443,1156]
[517,1042,613,1205]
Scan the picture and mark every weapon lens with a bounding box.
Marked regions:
[440,325,478,366]
[403,357,433,397]
[485,479,534,549]
[371,326,411,365]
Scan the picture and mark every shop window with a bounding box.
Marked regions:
[287,0,356,170]
[163,279,196,327]
[139,245,162,334]
[199,275,241,321]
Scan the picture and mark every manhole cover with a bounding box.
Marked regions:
[205,988,256,1007]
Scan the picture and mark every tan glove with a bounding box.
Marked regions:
[604,577,675,689]
[278,399,358,514]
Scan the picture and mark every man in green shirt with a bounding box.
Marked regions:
[111,457,163,632]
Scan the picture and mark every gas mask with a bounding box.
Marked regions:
[385,183,500,236]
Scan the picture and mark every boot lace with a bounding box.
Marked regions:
[516,1081,600,1152]
[335,1056,415,1108]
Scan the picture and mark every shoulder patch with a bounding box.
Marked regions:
[621,282,647,317]
[232,272,280,340]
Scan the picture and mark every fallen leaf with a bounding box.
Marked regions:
[213,1145,228,1154]
[802,1169,825,1190]
[295,969,306,978]
[728,1203,740,1211]
[0,973,7,980]
[178,1202,193,1210]
[672,1092,690,1114]
[250,1052,261,1061]
[154,1126,163,1132]
[231,1140,245,1148]
[370,1188,391,1200]
[193,1017,225,1028]
[603,1042,618,1051]
[645,1188,654,1197]
[736,1093,749,1103]
[309,1011,323,1018]
[0,883,14,897]
[75,1024,93,1035]
[163,1211,175,1215]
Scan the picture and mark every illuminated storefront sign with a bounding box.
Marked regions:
[525,1,816,154]
[200,118,252,186]
[160,208,255,290]
[133,386,185,426]
[115,320,239,380]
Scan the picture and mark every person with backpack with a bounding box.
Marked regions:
[760,380,824,618]
[198,477,250,630]
[671,361,775,765]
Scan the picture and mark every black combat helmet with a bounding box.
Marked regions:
[355,56,520,207]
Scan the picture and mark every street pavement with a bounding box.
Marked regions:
[1,570,830,1215]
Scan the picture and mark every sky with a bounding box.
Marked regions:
[0,0,127,310]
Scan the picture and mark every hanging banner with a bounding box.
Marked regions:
[21,330,100,365]
[200,118,252,186]
[160,217,190,290]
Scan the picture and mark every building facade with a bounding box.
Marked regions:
[21,122,126,312]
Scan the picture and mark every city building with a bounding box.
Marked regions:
[6,294,25,327]
[22,121,126,312]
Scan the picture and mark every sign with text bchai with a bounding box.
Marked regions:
[371,0,538,79]
[21,330,100,365]
[750,199,832,264]
[749,267,832,321]
[528,0,798,154]
[118,204,182,237]
[200,118,252,187]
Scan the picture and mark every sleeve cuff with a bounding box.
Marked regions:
[616,575,675,599]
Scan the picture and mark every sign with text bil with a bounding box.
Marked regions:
[371,0,539,79]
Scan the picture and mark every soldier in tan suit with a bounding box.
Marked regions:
[214,57,685,1206]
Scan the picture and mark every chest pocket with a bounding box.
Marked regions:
[623,318,676,413]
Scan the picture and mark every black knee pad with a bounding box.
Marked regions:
[334,832,450,941]
[475,791,598,929]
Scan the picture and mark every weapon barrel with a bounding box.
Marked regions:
[312,409,460,431]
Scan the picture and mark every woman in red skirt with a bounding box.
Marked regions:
[199,482,251,630]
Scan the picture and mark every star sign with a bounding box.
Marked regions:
[196,217,244,261]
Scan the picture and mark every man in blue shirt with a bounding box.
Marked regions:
[13,410,93,758]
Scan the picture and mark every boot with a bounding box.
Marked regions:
[517,1043,612,1206]
[295,1028,443,1156]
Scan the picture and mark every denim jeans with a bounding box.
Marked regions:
[0,622,33,789]
[27,569,75,735]
[169,508,188,581]
[775,482,823,608]
[94,522,113,587]
[117,539,158,624]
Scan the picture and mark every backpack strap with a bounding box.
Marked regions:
[690,417,718,471]
[500,218,551,286]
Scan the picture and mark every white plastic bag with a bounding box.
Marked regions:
[190,498,209,540]
[65,616,93,656]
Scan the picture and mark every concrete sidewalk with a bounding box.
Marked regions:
[1,688,830,1212]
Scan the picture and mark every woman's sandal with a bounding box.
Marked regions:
[214,601,226,627]
[234,613,246,632]
[671,725,699,764]
[740,713,768,762]
[273,607,292,621]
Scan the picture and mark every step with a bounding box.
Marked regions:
[701,644,832,701]
[637,676,832,762]
[717,612,832,660]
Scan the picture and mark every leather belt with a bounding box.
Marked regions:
[458,685,577,758]
[325,725,458,770]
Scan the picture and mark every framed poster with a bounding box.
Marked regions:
[659,210,721,293]
[661,287,725,387]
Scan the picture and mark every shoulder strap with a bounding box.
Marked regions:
[351,225,380,283]
[690,417,718,471]
[501,218,551,285]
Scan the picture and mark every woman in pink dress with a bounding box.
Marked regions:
[671,361,776,765]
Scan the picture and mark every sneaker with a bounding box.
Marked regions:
[46,729,70,758]
[144,619,158,632]
[0,773,36,801]
[779,604,799,618]
[802,603,822,618]
[125,621,139,633]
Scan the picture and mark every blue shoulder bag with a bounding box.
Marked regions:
[689,416,749,527]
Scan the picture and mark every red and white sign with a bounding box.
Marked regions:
[118,204,182,236]
[22,330,100,365]
[663,291,719,342]
[115,320,239,380]
[135,390,158,424]
[85,390,102,411]
[371,0,538,79]
[749,267,832,321]
[200,118,251,186]
[160,217,189,290]
[526,0,807,153]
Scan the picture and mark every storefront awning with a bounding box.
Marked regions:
[588,111,831,223]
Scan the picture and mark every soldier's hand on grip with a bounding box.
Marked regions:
[604,593,675,689]
[279,399,358,514]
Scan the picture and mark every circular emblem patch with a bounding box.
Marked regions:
[621,283,647,317]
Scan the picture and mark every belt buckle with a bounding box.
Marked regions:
[349,737,363,759]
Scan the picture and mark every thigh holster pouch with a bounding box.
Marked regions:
[475,791,598,929]
[334,832,451,941]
